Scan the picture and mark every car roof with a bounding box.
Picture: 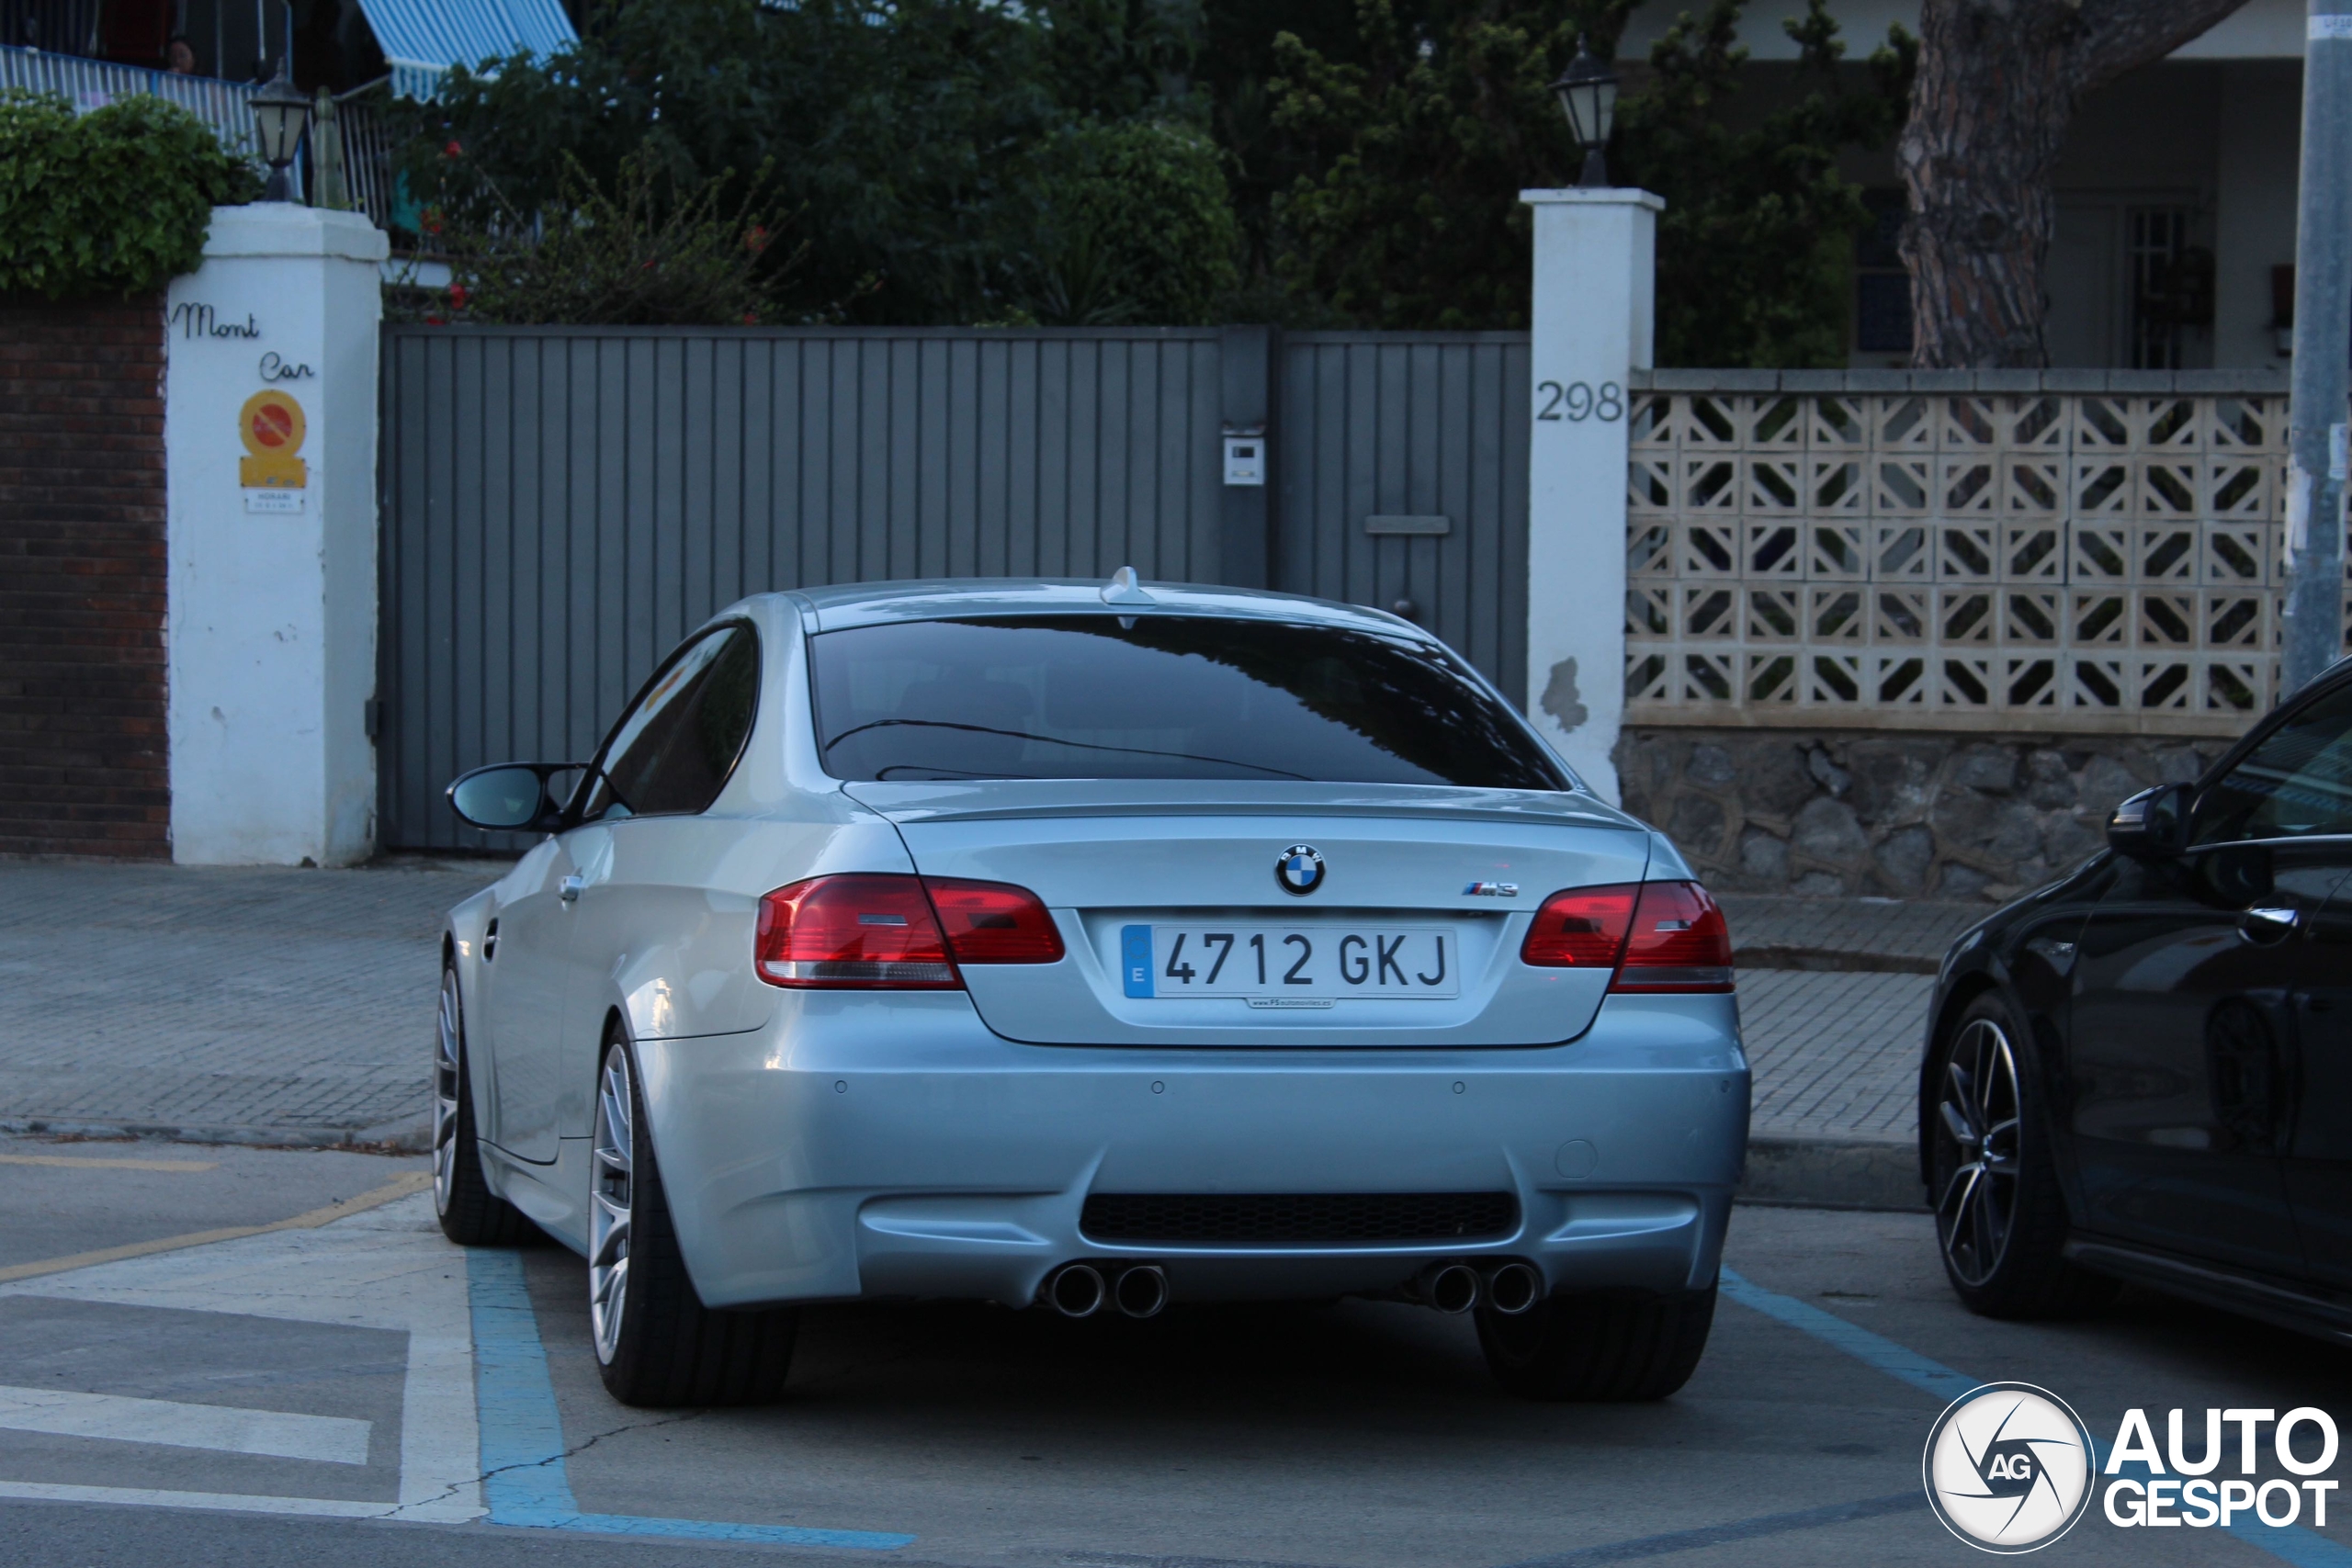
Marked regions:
[763,577,1435,639]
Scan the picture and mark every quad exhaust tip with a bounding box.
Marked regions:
[1046,1263,1106,1317]
[1483,1261,1543,1315]
[1113,1264,1169,1319]
[1046,1262,1169,1318]
[1421,1262,1480,1314]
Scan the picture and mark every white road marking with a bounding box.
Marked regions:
[0,1385,371,1465]
[0,1479,387,1518]
[0,1192,483,1522]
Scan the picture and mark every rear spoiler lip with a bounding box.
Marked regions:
[839,781,1645,832]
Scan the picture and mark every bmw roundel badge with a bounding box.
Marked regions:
[1276,844,1325,896]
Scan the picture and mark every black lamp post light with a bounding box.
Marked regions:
[250,57,311,203]
[1550,39,1619,188]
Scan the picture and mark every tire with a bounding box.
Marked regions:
[591,1030,798,1407]
[434,964,534,1247]
[1927,990,2119,1318]
[1476,1282,1717,1402]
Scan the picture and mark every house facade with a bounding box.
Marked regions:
[1621,0,2308,370]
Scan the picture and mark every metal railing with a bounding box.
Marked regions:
[0,41,259,154]
[1623,368,2311,737]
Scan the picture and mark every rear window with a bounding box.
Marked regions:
[808,615,1567,790]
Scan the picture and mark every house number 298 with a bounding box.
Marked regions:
[1535,380,1623,423]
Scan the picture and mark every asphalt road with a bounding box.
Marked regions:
[0,1134,2346,1567]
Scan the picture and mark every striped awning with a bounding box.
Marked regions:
[356,0,577,101]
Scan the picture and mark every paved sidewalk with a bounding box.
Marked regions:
[1714,897,1970,1207]
[1717,894,1984,973]
[0,862,1954,1204]
[1736,968,1933,1145]
[0,860,498,1145]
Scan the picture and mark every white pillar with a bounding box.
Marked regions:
[1521,188,1660,807]
[164,204,388,865]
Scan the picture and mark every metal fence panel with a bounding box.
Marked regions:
[379,325,1230,849]
[1275,333,1532,707]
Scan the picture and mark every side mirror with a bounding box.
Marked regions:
[2108,782,2191,857]
[447,762,582,833]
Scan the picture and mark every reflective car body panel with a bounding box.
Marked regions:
[445,580,1747,1307]
[628,990,1743,1308]
[857,780,1651,1046]
[1922,660,2352,1340]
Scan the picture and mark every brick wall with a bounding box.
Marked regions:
[0,295,170,859]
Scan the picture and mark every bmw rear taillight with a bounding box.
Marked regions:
[1520,885,1638,968]
[754,874,1062,988]
[925,878,1065,964]
[757,874,958,988]
[1521,880,1733,993]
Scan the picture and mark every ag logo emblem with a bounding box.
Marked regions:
[1275,844,1325,896]
[1923,1382,2095,1553]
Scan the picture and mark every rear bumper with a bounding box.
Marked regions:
[634,991,1747,1309]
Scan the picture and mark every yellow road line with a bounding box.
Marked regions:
[0,1154,219,1173]
[0,1171,435,1285]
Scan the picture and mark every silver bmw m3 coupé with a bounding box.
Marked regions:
[434,574,1748,1408]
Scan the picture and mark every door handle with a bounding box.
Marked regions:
[2240,905,2299,942]
[560,875,584,904]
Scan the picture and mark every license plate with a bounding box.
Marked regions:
[1120,924,1460,1001]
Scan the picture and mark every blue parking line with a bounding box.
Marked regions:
[1494,1491,1920,1567]
[1719,1266,2352,1566]
[1717,1269,1978,1404]
[465,1249,916,1551]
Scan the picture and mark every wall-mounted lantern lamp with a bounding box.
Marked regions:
[1550,39,1619,189]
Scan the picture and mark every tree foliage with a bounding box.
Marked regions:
[415,150,798,326]
[1265,0,1912,363]
[1017,121,1240,325]
[397,0,1231,325]
[1632,0,1914,367]
[0,90,259,299]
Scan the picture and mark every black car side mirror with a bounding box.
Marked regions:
[2108,783,2192,857]
[447,762,583,833]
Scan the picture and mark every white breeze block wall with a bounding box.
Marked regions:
[164,204,388,865]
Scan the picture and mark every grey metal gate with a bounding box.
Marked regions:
[377,323,1530,850]
[1274,333,1531,708]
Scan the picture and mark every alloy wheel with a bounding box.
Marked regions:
[1934,1016,2023,1287]
[432,969,462,1216]
[590,1044,635,1364]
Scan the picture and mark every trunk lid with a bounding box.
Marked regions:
[844,780,1653,1047]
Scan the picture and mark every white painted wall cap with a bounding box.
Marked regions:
[1520,188,1668,211]
[200,203,391,264]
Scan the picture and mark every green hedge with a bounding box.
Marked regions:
[0,90,260,299]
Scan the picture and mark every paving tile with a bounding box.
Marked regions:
[1738,967,1933,1144]
[0,865,1940,1151]
[1718,895,1984,966]
[0,862,497,1136]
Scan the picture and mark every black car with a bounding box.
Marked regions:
[1921,662,2352,1337]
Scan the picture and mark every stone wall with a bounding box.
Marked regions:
[0,294,170,860]
[1614,728,2226,900]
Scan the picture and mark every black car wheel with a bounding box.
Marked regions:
[434,964,534,1247]
[1928,991,2117,1317]
[1476,1282,1717,1402]
[591,1028,798,1407]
